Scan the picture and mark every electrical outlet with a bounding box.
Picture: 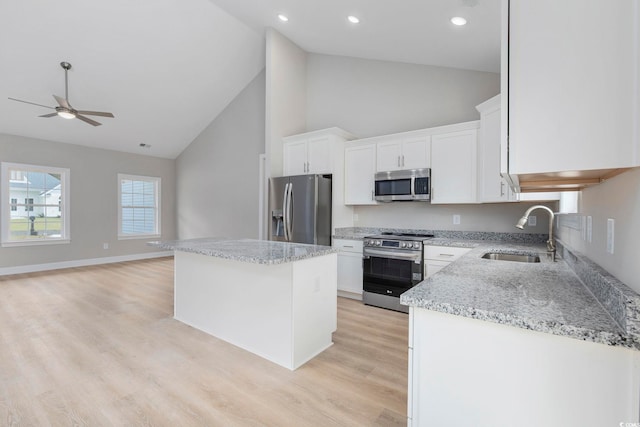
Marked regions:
[607,218,615,254]
[528,215,537,226]
[587,216,593,243]
[453,214,461,225]
[103,243,109,250]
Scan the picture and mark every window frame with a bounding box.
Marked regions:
[1,162,71,247]
[117,173,161,240]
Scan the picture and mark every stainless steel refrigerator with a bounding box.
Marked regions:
[269,174,332,246]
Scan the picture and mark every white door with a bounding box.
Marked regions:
[376,140,403,172]
[283,140,308,175]
[431,130,478,204]
[402,136,430,169]
[345,144,377,205]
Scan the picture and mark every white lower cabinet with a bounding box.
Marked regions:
[408,307,640,427]
[333,239,363,299]
[424,246,471,278]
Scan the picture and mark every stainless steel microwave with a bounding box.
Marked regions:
[374,168,430,202]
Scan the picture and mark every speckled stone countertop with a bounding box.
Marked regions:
[148,238,337,265]
[401,239,640,350]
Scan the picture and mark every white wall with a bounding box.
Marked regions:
[354,201,557,234]
[0,133,176,269]
[306,53,501,138]
[266,29,307,178]
[176,70,265,240]
[556,168,640,293]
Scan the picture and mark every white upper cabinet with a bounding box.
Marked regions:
[431,128,479,204]
[376,134,430,172]
[344,143,377,205]
[505,0,639,190]
[283,135,331,175]
[476,95,517,203]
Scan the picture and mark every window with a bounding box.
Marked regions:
[118,174,160,239]
[1,162,70,246]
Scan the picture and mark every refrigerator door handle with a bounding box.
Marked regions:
[282,183,290,241]
[287,183,294,240]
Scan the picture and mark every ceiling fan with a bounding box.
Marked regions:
[8,61,114,127]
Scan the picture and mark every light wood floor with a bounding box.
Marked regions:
[0,257,408,426]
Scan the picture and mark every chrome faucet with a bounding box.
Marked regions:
[515,205,556,261]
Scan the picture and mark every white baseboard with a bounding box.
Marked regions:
[0,251,173,276]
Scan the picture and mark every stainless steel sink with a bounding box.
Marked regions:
[481,253,540,263]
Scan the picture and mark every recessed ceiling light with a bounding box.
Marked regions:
[451,16,467,26]
[277,14,289,22]
[347,15,360,24]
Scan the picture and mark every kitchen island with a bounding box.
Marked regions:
[401,239,640,427]
[149,238,338,370]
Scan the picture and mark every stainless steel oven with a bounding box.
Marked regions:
[362,233,433,313]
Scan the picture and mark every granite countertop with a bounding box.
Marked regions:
[401,239,640,350]
[148,238,337,265]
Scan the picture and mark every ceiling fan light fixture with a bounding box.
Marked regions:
[277,14,288,22]
[347,15,360,24]
[57,110,76,119]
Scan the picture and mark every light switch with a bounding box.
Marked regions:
[528,215,537,226]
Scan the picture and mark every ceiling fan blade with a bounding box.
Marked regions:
[76,110,114,118]
[53,94,71,109]
[39,113,58,118]
[8,97,55,109]
[75,114,102,126]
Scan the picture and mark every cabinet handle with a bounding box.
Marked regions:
[307,161,310,172]
[397,156,401,167]
[500,182,505,197]
[439,253,455,257]
[343,245,354,248]
[371,190,374,201]
[402,155,405,167]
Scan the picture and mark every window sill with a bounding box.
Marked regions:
[118,234,161,241]
[2,238,71,248]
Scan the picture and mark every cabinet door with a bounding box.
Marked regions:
[478,98,515,203]
[345,144,377,205]
[337,252,363,297]
[376,139,403,172]
[283,140,308,176]
[431,130,478,204]
[307,135,332,174]
[402,136,430,169]
[508,0,638,174]
[424,260,450,279]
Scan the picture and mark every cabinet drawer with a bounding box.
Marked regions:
[333,239,363,253]
[424,246,471,262]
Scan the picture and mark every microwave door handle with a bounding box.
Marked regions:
[411,176,416,197]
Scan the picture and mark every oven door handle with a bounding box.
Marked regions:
[363,248,422,262]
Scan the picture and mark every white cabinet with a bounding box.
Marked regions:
[504,0,639,190]
[344,143,377,205]
[476,95,517,203]
[424,245,471,278]
[431,129,479,204]
[281,128,357,233]
[408,307,640,426]
[333,239,363,299]
[376,134,430,172]
[283,135,332,175]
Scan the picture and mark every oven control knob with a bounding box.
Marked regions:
[375,240,381,246]
[413,242,420,249]
[400,242,406,248]
[365,240,370,246]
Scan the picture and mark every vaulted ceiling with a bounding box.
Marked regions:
[0,0,500,159]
